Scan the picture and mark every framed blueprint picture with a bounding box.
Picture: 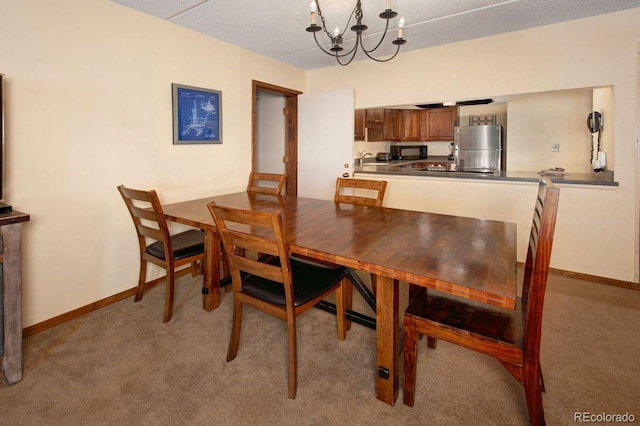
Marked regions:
[172,83,222,144]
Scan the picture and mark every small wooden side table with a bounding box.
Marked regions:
[1,211,30,385]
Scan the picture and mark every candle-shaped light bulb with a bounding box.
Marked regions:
[310,1,317,25]
[334,26,340,36]
[398,16,405,38]
[386,0,391,10]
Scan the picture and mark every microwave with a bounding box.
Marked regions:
[390,145,428,160]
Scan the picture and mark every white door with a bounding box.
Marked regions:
[298,88,354,200]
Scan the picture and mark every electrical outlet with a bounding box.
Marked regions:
[551,144,560,152]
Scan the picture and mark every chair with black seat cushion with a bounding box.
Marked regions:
[402,178,559,426]
[246,172,287,195]
[208,203,348,399]
[118,185,205,323]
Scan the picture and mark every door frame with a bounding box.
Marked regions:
[252,80,302,196]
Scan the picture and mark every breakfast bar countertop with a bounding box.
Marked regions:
[355,156,618,187]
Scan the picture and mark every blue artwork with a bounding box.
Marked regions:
[172,84,222,144]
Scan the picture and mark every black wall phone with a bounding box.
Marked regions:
[588,111,603,171]
[588,111,602,133]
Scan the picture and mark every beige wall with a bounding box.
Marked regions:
[1,0,305,326]
[507,90,593,172]
[309,9,640,283]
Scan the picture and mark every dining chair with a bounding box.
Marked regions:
[402,178,560,426]
[335,177,388,299]
[222,172,287,283]
[246,171,287,195]
[334,177,387,207]
[208,203,349,399]
[118,185,205,323]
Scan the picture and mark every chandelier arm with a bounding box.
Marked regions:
[337,39,359,57]
[312,32,339,56]
[360,18,390,54]
[362,43,401,63]
[336,39,360,66]
[313,32,359,58]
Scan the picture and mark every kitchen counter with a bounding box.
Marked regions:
[355,156,618,187]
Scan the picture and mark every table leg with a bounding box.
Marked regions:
[202,229,220,311]
[375,275,399,405]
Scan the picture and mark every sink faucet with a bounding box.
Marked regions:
[358,150,373,166]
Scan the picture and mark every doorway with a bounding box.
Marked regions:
[252,80,301,196]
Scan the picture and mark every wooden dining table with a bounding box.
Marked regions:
[161,191,517,406]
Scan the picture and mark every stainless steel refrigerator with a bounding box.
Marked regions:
[454,125,503,173]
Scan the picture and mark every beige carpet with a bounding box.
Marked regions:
[1,271,639,425]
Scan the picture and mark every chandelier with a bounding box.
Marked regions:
[306,0,406,66]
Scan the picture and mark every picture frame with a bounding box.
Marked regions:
[172,83,222,144]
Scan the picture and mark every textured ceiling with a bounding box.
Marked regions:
[111,0,640,70]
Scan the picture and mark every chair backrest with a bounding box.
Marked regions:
[522,178,560,360]
[118,185,172,259]
[208,203,294,302]
[334,178,387,207]
[247,172,287,195]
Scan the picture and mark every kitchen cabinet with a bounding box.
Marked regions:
[383,109,401,141]
[354,109,366,141]
[367,128,384,142]
[401,110,422,141]
[354,108,384,141]
[365,108,384,129]
[423,107,458,141]
[365,108,385,142]
[354,106,457,142]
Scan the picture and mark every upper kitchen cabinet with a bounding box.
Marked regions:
[423,107,458,141]
[401,110,421,141]
[383,109,401,141]
[350,107,384,141]
[354,109,366,141]
[365,108,384,129]
[354,106,458,142]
